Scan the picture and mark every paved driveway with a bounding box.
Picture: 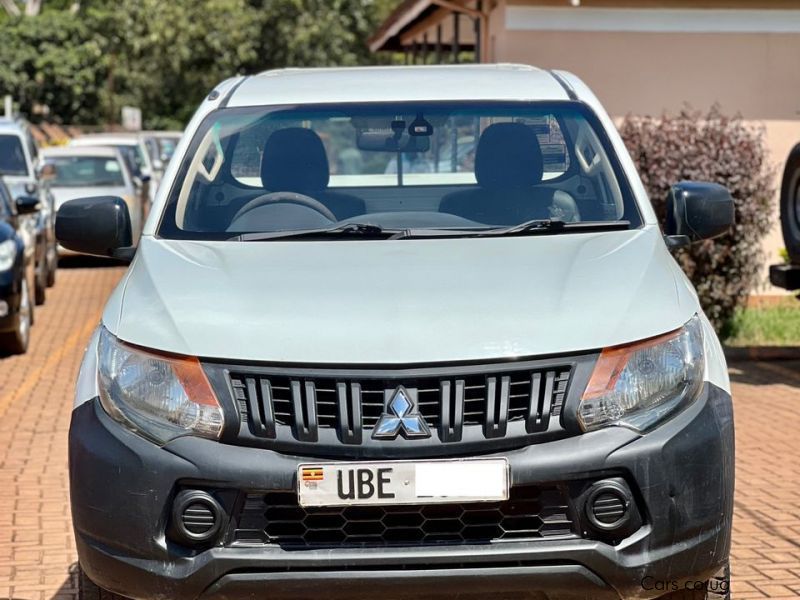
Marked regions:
[0,263,798,599]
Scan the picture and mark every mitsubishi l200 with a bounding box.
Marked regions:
[57,65,735,600]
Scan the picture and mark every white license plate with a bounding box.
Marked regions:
[297,458,509,507]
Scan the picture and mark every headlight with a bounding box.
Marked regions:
[97,327,224,445]
[0,239,17,271]
[578,315,704,433]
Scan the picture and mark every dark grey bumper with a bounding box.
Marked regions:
[69,382,734,600]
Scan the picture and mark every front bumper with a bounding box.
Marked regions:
[69,383,734,600]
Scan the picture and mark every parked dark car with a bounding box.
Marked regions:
[0,179,39,354]
[0,117,58,305]
[770,144,800,291]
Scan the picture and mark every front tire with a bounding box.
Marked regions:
[780,144,800,263]
[46,244,57,287]
[78,565,131,600]
[35,258,47,306]
[0,276,32,355]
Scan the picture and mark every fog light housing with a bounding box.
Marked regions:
[170,490,224,545]
[0,300,8,318]
[581,478,640,541]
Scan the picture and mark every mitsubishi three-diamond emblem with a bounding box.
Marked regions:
[372,386,431,440]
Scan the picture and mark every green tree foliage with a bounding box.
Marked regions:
[0,0,399,127]
[0,11,105,123]
[88,0,262,129]
[246,0,395,70]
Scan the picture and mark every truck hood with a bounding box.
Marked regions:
[106,227,699,364]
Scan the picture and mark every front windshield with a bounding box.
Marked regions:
[159,102,640,239]
[0,134,28,176]
[46,156,126,188]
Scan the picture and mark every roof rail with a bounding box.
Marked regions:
[549,70,578,101]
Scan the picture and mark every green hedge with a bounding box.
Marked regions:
[619,106,775,337]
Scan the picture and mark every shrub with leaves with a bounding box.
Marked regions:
[619,106,774,337]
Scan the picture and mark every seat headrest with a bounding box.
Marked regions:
[474,122,544,190]
[261,127,329,192]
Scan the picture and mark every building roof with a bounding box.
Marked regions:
[369,0,477,53]
[368,0,800,54]
[229,64,569,107]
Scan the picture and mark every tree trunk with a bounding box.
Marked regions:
[0,0,21,17]
[24,0,42,16]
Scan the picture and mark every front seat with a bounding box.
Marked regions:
[439,122,577,225]
[260,127,365,220]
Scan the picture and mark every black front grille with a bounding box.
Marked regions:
[229,365,571,446]
[230,485,576,548]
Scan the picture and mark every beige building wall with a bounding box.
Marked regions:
[489,1,800,292]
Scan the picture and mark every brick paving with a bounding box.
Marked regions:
[0,261,125,600]
[0,262,797,599]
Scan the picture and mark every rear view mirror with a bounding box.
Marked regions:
[15,195,40,215]
[56,196,134,261]
[665,181,735,247]
[357,130,431,153]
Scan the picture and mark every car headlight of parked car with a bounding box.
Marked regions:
[97,327,224,445]
[0,239,17,271]
[578,315,704,433]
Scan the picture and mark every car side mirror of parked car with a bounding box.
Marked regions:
[134,174,151,188]
[56,196,135,262]
[15,195,41,215]
[664,181,735,249]
[38,163,57,181]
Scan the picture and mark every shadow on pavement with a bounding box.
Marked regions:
[728,360,800,388]
[58,255,127,269]
[48,563,78,600]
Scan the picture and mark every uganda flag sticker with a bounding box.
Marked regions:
[301,466,324,482]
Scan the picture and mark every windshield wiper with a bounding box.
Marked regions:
[482,218,632,236]
[234,223,393,242]
[233,219,631,242]
[394,219,631,239]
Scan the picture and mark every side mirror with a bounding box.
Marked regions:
[664,181,735,248]
[39,163,57,181]
[55,196,134,261]
[15,195,41,215]
[134,174,151,187]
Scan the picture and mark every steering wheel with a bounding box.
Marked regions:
[232,191,337,223]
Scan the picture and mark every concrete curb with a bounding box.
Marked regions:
[724,346,800,362]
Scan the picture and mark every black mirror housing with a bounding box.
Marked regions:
[15,195,41,215]
[665,181,735,245]
[56,196,133,261]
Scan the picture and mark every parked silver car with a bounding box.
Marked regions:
[141,130,182,177]
[41,146,145,254]
[69,133,156,207]
[0,116,57,304]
